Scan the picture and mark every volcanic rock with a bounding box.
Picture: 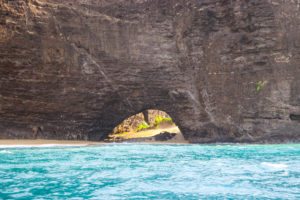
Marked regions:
[0,0,300,143]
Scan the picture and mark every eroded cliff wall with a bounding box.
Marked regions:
[0,0,300,143]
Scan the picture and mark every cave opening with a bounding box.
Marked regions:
[106,109,185,143]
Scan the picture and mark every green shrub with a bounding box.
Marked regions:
[136,116,174,131]
[257,81,265,91]
[153,116,173,128]
[136,121,150,131]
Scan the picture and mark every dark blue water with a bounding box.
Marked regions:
[0,143,300,199]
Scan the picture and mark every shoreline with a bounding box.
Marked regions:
[0,126,189,147]
[0,138,189,147]
[0,139,106,147]
[0,139,299,148]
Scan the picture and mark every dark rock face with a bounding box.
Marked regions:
[0,0,300,143]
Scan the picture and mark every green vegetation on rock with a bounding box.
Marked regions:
[136,116,174,131]
[257,81,265,92]
[153,116,174,128]
[136,121,150,131]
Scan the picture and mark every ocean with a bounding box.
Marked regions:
[0,143,300,199]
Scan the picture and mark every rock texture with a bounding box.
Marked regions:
[0,0,300,143]
[111,132,177,143]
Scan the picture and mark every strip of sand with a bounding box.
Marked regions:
[108,126,189,144]
[0,126,188,146]
[109,126,180,139]
[0,139,105,147]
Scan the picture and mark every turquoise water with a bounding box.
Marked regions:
[0,144,300,199]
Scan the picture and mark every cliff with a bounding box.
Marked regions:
[0,0,300,143]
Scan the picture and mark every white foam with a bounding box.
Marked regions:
[0,150,12,154]
[0,150,12,153]
[280,171,289,176]
[39,144,82,147]
[261,162,287,169]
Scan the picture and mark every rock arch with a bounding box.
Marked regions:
[0,0,300,143]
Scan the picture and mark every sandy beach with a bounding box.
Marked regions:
[0,126,188,146]
[108,125,189,144]
[0,139,105,147]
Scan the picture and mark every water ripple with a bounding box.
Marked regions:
[0,143,300,199]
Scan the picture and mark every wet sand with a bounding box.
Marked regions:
[0,137,188,146]
[0,139,105,147]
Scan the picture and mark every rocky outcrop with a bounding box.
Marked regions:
[0,0,300,143]
[154,132,177,141]
[108,131,177,143]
